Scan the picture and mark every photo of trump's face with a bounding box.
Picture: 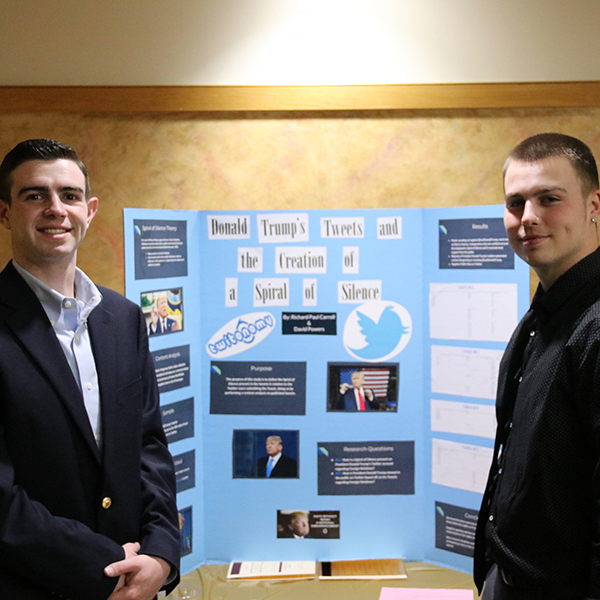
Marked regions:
[351,371,364,389]
[157,293,169,318]
[288,513,310,537]
[265,436,282,456]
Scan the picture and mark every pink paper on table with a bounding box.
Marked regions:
[379,588,473,600]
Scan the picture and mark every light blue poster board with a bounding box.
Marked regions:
[124,206,529,575]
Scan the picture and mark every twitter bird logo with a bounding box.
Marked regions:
[349,306,410,360]
[343,301,412,362]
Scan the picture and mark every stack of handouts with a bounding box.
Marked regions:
[227,560,316,581]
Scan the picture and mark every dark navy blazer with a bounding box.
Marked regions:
[0,262,180,600]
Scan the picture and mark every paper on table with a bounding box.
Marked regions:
[227,560,316,580]
[379,587,473,600]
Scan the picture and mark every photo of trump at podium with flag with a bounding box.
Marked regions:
[337,370,380,411]
[328,363,399,412]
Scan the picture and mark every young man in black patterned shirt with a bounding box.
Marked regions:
[474,133,600,599]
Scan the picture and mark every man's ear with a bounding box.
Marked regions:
[590,190,600,220]
[0,199,11,230]
[86,196,99,225]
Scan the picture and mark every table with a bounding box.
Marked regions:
[175,562,478,599]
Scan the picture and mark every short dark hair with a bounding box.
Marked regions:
[504,133,599,196]
[0,138,91,204]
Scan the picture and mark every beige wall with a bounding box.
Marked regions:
[2,0,600,86]
[1,107,596,294]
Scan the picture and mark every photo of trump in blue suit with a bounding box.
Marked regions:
[336,370,380,411]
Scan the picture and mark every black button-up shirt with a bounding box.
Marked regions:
[474,247,600,597]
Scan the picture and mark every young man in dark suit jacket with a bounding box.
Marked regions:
[0,139,180,600]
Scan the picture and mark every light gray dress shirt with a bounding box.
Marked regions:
[13,260,103,446]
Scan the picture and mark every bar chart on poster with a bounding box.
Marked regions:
[124,206,529,574]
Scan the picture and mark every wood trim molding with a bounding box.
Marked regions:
[2,82,600,112]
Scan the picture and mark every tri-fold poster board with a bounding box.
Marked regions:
[123,205,529,575]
